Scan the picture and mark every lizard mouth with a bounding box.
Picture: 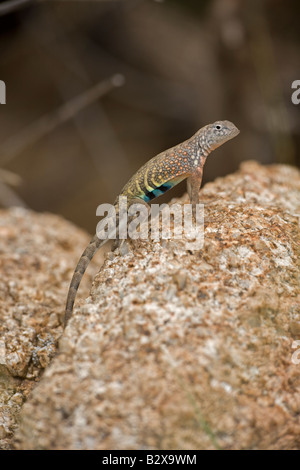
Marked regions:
[233,127,240,136]
[231,125,240,137]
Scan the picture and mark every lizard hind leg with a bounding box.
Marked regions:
[114,198,151,253]
[128,197,151,243]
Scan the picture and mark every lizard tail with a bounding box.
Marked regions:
[64,234,106,328]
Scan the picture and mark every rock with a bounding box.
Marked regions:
[13,162,300,449]
[0,208,96,449]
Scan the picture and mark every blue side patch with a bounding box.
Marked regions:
[143,181,174,202]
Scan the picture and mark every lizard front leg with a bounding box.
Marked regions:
[187,168,203,220]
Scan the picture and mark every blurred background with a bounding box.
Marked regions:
[0,0,299,233]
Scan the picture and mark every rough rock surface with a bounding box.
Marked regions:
[13,162,300,449]
[0,208,98,449]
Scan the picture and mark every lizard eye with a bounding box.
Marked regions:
[215,124,222,130]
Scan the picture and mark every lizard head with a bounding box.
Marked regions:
[199,120,240,153]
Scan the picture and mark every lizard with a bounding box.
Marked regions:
[64,120,239,327]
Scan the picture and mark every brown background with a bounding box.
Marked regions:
[0,0,299,233]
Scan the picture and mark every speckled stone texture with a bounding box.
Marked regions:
[13,162,300,449]
[0,209,97,449]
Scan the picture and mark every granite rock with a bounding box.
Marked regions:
[13,162,300,449]
[0,208,96,449]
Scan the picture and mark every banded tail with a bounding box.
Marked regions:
[64,234,106,327]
